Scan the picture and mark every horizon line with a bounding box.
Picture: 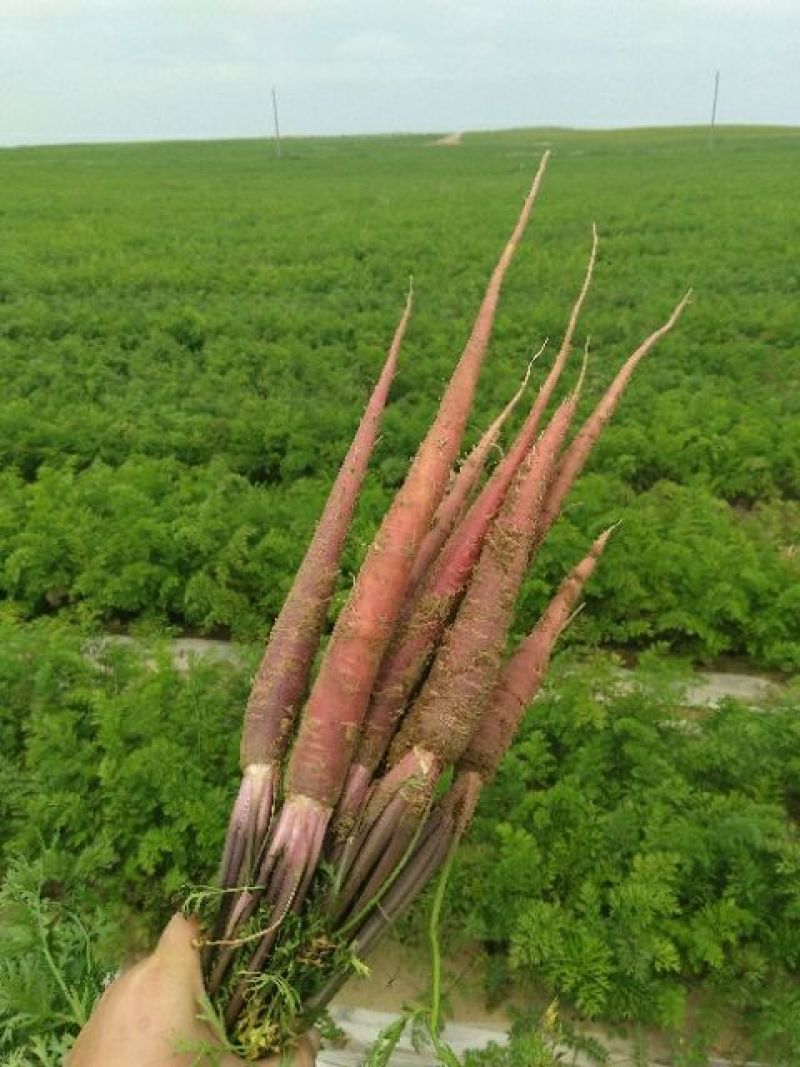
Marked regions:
[2,121,799,153]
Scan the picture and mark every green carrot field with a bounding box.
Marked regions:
[1,127,799,1064]
[1,126,799,666]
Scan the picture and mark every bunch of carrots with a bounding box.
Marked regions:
[198,152,690,1056]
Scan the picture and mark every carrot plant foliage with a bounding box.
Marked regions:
[1,626,799,1062]
[0,128,798,667]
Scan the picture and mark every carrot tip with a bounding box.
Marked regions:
[563,600,587,631]
[531,337,548,363]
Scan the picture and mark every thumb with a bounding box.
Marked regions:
[149,912,206,996]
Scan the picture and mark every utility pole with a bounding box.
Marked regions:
[708,70,720,150]
[271,85,282,159]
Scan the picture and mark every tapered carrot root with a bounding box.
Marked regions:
[342,411,542,812]
[460,525,615,782]
[323,521,610,988]
[204,169,694,1052]
[241,286,413,767]
[334,420,537,834]
[429,223,596,553]
[337,530,612,958]
[335,527,616,969]
[217,289,412,899]
[221,512,606,1017]
[407,353,538,595]
[534,290,692,548]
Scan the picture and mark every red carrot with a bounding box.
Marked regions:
[204,168,695,1044]
[433,224,597,544]
[534,290,692,549]
[242,287,413,772]
[333,358,550,835]
[460,525,615,782]
[217,287,412,891]
[332,530,613,949]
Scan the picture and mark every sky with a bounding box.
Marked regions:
[1,0,798,147]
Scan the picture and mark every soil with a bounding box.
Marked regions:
[331,936,511,1028]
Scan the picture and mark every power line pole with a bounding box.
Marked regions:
[708,70,720,150]
[271,85,282,159]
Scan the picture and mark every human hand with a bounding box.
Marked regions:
[67,913,318,1066]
